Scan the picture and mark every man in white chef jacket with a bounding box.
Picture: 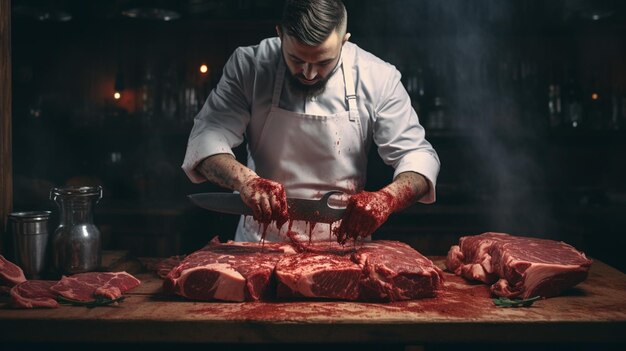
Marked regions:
[182,0,440,243]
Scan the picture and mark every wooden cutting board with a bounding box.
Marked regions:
[0,257,625,345]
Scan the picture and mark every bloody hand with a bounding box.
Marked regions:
[335,190,396,244]
[239,177,289,229]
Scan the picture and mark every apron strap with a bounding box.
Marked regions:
[272,57,286,107]
[342,49,359,122]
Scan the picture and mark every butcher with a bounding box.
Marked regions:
[182,0,440,243]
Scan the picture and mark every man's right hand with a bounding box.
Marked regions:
[197,154,289,228]
[239,176,289,229]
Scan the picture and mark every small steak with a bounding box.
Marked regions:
[50,271,141,301]
[0,255,27,287]
[10,280,59,309]
[446,232,593,298]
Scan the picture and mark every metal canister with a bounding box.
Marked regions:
[8,211,51,279]
[50,186,103,274]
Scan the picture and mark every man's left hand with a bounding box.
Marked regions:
[334,190,396,244]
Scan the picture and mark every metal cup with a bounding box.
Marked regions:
[8,211,51,279]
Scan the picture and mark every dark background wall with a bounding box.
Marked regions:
[10,0,626,271]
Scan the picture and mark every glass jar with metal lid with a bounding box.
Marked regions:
[50,185,103,274]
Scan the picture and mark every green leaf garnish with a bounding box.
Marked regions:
[57,295,126,308]
[493,296,541,308]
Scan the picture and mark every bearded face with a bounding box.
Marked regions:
[279,29,347,98]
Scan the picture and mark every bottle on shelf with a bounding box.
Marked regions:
[139,64,157,128]
[428,96,446,130]
[608,80,619,130]
[548,83,562,129]
[562,69,584,129]
[161,63,180,125]
[425,62,448,130]
[610,88,626,130]
[405,65,429,124]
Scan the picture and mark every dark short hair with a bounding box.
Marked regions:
[280,0,347,46]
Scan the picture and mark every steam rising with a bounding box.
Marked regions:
[352,0,560,238]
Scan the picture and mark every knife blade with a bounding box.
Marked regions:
[188,191,346,223]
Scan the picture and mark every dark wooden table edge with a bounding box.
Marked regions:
[1,319,625,344]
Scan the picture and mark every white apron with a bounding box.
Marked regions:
[235,45,367,242]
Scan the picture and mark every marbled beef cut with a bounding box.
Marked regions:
[354,241,444,301]
[163,240,295,302]
[275,252,362,300]
[446,232,593,298]
[164,239,443,302]
[276,240,443,301]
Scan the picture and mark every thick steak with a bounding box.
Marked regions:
[164,241,293,302]
[446,232,593,298]
[355,241,444,301]
[165,238,444,302]
[276,252,362,300]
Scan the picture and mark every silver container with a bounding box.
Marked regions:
[50,185,103,274]
[8,211,51,279]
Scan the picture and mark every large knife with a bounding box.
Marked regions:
[188,190,346,223]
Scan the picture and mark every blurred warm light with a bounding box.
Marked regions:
[200,64,208,74]
[591,93,599,100]
[114,92,121,100]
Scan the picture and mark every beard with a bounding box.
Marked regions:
[284,69,331,99]
[281,43,338,99]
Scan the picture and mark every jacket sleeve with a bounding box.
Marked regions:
[182,48,254,183]
[373,66,440,203]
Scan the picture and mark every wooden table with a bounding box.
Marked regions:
[1,256,625,346]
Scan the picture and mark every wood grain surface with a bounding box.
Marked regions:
[0,256,624,344]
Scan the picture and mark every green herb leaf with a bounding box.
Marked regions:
[493,296,541,308]
[57,295,126,308]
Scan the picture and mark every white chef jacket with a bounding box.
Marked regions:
[182,37,440,236]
